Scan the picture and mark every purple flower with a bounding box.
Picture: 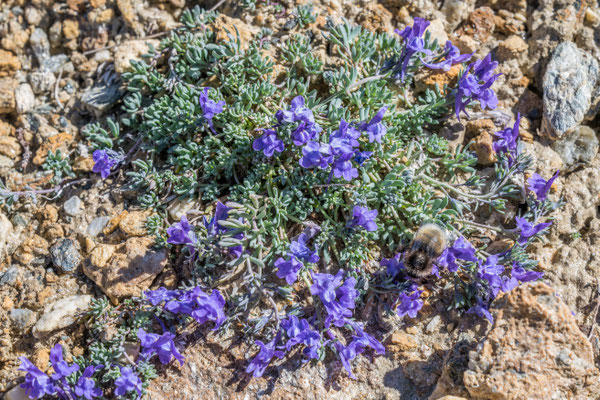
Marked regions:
[281,316,321,360]
[144,287,180,306]
[92,149,118,179]
[162,287,226,329]
[515,216,552,245]
[310,270,359,327]
[114,367,142,397]
[332,154,358,182]
[49,344,79,381]
[199,87,225,133]
[74,366,102,400]
[330,323,385,380]
[18,357,56,399]
[291,121,322,146]
[348,205,378,232]
[437,236,478,272]
[299,141,334,169]
[422,40,472,71]
[360,107,387,143]
[275,96,315,125]
[467,303,493,324]
[166,215,197,252]
[189,288,227,329]
[138,328,185,366]
[289,233,319,263]
[501,276,519,293]
[332,339,358,379]
[393,17,432,81]
[330,119,361,147]
[396,289,423,318]
[275,256,304,285]
[527,170,559,202]
[354,151,372,166]
[493,114,521,164]
[349,322,385,356]
[204,201,230,235]
[253,129,285,157]
[512,262,544,282]
[454,53,501,119]
[381,253,404,277]
[246,334,285,378]
[478,255,505,297]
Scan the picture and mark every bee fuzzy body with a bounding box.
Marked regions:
[403,223,447,278]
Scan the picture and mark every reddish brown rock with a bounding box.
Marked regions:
[0,50,21,77]
[464,282,600,399]
[472,132,496,165]
[497,35,528,62]
[83,237,168,303]
[0,77,17,114]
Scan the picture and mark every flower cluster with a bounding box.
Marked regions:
[246,269,383,379]
[329,321,385,379]
[311,270,360,327]
[254,96,387,184]
[19,344,103,400]
[145,286,227,330]
[392,17,471,81]
[493,114,521,166]
[454,54,500,119]
[114,367,143,398]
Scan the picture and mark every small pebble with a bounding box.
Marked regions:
[87,216,111,237]
[49,238,82,274]
[63,196,82,216]
[426,315,441,333]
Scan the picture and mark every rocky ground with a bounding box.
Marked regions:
[1,0,600,399]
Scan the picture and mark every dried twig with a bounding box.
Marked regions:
[209,0,227,12]
[588,277,600,339]
[55,69,64,109]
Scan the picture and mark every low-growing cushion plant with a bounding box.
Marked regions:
[10,6,560,399]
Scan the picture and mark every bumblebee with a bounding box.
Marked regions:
[403,223,447,278]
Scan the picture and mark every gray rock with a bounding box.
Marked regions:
[24,6,42,26]
[50,238,82,274]
[15,83,35,114]
[29,28,50,65]
[9,308,36,332]
[63,195,82,216]
[551,126,599,169]
[4,385,30,400]
[542,42,600,139]
[87,216,111,237]
[41,54,71,73]
[28,71,56,94]
[0,266,20,286]
[32,295,92,338]
[81,81,123,117]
